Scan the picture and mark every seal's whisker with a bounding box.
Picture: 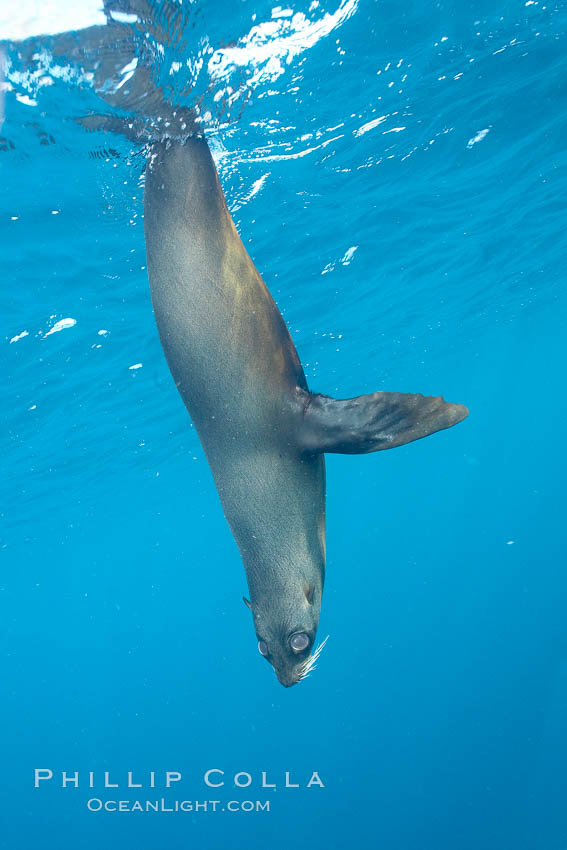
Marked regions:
[299,666,314,681]
[310,634,329,663]
[300,657,314,675]
[299,634,329,680]
[301,656,316,675]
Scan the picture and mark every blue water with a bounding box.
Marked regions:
[1,0,567,848]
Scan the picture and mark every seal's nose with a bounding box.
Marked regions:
[275,669,298,688]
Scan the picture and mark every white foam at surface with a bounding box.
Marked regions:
[15,93,37,106]
[467,127,491,148]
[0,0,106,41]
[109,11,138,25]
[354,116,386,137]
[43,317,77,338]
[341,246,358,265]
[208,0,359,87]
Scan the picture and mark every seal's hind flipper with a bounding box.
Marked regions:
[298,390,468,455]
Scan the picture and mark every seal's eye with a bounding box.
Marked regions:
[258,640,268,657]
[290,633,310,653]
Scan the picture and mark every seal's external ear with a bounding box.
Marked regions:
[243,596,253,610]
[297,390,468,455]
[305,585,315,605]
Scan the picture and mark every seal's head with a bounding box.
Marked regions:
[244,582,327,687]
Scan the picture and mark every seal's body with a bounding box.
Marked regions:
[144,136,468,687]
[145,138,325,686]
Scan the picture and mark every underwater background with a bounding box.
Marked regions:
[1,0,567,847]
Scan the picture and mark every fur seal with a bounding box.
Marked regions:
[53,0,468,686]
[143,136,468,687]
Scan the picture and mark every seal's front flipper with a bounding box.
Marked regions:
[298,390,468,455]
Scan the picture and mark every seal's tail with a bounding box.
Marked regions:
[51,0,201,143]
